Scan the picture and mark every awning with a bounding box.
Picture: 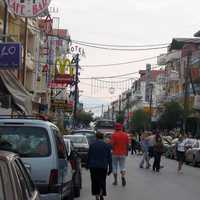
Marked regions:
[0,70,32,115]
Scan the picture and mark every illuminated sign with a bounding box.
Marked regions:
[56,58,75,76]
[51,100,74,112]
[6,0,51,18]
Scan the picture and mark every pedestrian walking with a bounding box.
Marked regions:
[148,132,156,160]
[176,134,187,174]
[130,133,137,155]
[139,132,150,169]
[87,132,112,200]
[152,134,163,172]
[111,123,129,187]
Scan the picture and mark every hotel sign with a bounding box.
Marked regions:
[6,0,51,17]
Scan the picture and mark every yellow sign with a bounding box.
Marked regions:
[56,58,75,76]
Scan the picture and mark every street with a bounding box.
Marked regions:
[78,155,200,200]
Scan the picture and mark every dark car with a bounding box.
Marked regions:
[0,150,40,200]
[71,129,96,145]
[94,119,115,135]
[64,138,82,198]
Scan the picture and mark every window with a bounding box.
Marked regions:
[0,126,51,157]
[0,161,14,200]
[66,136,88,144]
[96,120,115,129]
[0,170,5,200]
[52,128,67,159]
[13,160,32,199]
[15,159,35,195]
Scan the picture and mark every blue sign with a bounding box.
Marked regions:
[0,43,22,69]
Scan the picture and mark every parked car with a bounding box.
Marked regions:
[71,129,96,145]
[64,135,89,164]
[185,140,200,166]
[0,119,74,200]
[0,150,40,200]
[64,138,82,198]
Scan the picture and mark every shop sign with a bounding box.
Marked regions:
[48,82,66,89]
[6,0,51,18]
[70,45,85,57]
[56,58,75,76]
[51,100,74,112]
[54,74,74,84]
[0,43,21,69]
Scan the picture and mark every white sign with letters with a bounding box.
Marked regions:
[6,0,51,17]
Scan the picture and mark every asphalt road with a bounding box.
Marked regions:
[77,155,200,200]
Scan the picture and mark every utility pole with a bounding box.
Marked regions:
[3,0,8,42]
[149,83,153,130]
[119,95,121,113]
[183,51,192,132]
[73,54,80,127]
[101,104,104,118]
[126,92,130,130]
[22,18,28,85]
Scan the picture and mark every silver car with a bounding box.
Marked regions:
[0,150,40,200]
[0,119,74,200]
[64,135,89,164]
[185,140,200,166]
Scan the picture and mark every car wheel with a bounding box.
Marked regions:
[192,156,197,167]
[185,161,190,165]
[74,187,80,198]
[66,183,74,200]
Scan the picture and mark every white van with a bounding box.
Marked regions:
[0,119,74,200]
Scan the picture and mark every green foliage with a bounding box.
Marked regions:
[158,101,184,130]
[76,111,94,126]
[130,109,150,131]
[116,111,125,124]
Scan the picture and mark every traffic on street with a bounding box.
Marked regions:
[1,0,200,200]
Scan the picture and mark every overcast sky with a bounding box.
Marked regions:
[50,0,200,114]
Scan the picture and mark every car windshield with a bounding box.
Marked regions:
[0,126,50,157]
[95,120,115,129]
[73,131,95,135]
[66,136,87,144]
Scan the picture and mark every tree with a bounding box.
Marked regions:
[76,111,94,127]
[130,109,150,132]
[116,111,125,124]
[158,101,184,130]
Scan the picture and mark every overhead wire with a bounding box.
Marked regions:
[80,65,163,80]
[72,40,170,48]
[73,41,168,51]
[81,56,158,68]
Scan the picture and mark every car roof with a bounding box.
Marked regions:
[0,150,17,162]
[65,134,87,137]
[63,138,70,142]
[72,129,95,132]
[0,119,57,128]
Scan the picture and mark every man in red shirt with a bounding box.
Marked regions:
[111,123,129,186]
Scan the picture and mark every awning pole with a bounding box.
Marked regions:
[22,18,28,86]
[3,0,8,42]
